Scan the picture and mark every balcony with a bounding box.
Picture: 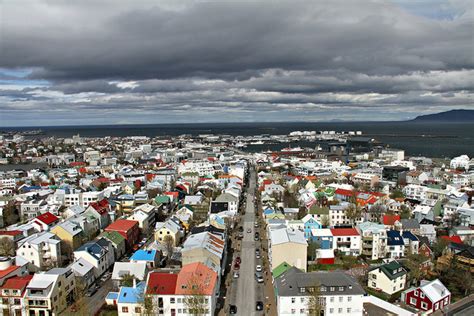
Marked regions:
[337,241,351,247]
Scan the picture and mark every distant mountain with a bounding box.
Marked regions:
[412,109,474,122]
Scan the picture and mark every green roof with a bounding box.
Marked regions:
[101,231,125,245]
[309,206,329,215]
[377,261,406,280]
[272,262,292,279]
[155,195,171,203]
[433,200,443,217]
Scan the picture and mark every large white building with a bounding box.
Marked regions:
[24,267,76,316]
[16,232,62,271]
[403,184,428,201]
[450,155,470,170]
[73,238,115,278]
[275,268,365,316]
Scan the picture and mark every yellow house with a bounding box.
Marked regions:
[51,221,84,251]
[154,219,181,246]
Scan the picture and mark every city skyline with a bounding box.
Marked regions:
[1,0,473,126]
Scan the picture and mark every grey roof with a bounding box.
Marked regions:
[275,267,365,297]
[400,218,420,230]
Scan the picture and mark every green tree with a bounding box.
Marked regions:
[121,274,136,287]
[307,241,321,261]
[183,276,208,316]
[400,204,411,219]
[432,238,449,259]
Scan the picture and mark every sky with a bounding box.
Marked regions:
[0,0,473,127]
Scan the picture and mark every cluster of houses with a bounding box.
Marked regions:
[254,151,473,315]
[0,133,253,316]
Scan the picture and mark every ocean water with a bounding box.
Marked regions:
[3,121,473,158]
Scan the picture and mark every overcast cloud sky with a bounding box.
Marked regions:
[0,0,473,126]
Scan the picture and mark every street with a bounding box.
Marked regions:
[228,167,264,315]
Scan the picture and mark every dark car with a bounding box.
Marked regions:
[235,256,241,264]
[85,287,97,297]
[256,301,264,311]
[229,305,237,314]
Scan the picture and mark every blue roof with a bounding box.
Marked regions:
[76,241,106,260]
[130,249,157,261]
[117,282,145,304]
[402,231,418,241]
[387,230,404,246]
[264,208,275,215]
[106,292,119,300]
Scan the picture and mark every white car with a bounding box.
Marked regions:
[255,265,263,272]
[233,272,239,279]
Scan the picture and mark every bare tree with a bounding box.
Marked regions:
[183,276,208,316]
[306,282,323,316]
[0,237,16,256]
[73,277,89,316]
[163,235,175,258]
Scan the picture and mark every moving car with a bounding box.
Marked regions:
[256,301,264,311]
[247,228,252,233]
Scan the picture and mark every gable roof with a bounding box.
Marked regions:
[272,261,292,279]
[146,272,178,295]
[387,230,404,246]
[35,212,59,225]
[370,261,407,280]
[330,228,359,236]
[175,262,217,296]
[383,214,401,226]
[418,279,451,303]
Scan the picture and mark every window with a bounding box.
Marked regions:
[421,302,428,310]
[347,308,352,313]
[135,307,142,313]
[300,309,305,314]
[339,297,343,302]
[329,308,334,313]
[330,297,334,302]
[348,296,352,302]
[177,298,181,303]
[291,309,296,314]
[410,297,417,305]
[420,292,425,298]
[338,308,343,313]
[320,286,326,292]
[291,297,296,303]
[170,297,176,304]
[121,306,129,312]
[414,291,418,297]
[434,302,439,310]
[338,286,344,291]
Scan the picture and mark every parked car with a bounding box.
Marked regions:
[85,286,98,297]
[255,272,264,283]
[229,305,238,314]
[256,301,264,311]
[235,256,241,264]
[256,265,263,272]
[234,263,240,270]
[233,272,239,279]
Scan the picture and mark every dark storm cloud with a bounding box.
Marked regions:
[0,0,473,126]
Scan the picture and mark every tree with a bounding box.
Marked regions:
[121,274,136,287]
[400,204,411,219]
[307,241,321,261]
[183,277,208,316]
[345,203,362,226]
[140,292,156,316]
[405,253,426,286]
[72,277,89,316]
[432,238,449,259]
[163,235,175,259]
[320,215,330,228]
[368,205,385,223]
[390,189,404,199]
[0,237,16,257]
[306,283,323,316]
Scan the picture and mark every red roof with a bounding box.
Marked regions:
[0,275,33,295]
[70,162,86,167]
[89,199,110,215]
[147,272,177,295]
[0,230,22,237]
[0,266,20,280]
[441,235,463,244]
[35,212,59,225]
[383,215,401,226]
[335,188,355,197]
[105,219,138,232]
[330,228,359,236]
[263,179,272,186]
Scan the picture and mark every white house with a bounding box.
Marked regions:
[16,232,62,271]
[368,260,407,295]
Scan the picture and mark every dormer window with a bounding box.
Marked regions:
[300,287,306,293]
[338,287,344,291]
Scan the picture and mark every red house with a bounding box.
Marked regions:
[32,212,60,232]
[401,279,451,314]
[104,219,140,249]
